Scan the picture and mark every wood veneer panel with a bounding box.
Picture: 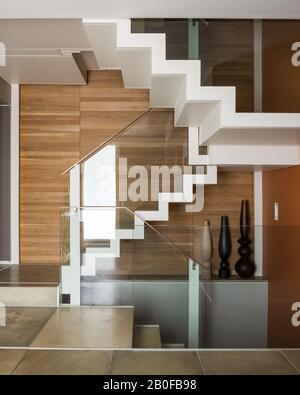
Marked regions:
[20,71,149,264]
[20,85,81,264]
[80,71,149,157]
[262,20,300,112]
[263,166,300,347]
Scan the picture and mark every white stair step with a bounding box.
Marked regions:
[135,200,169,221]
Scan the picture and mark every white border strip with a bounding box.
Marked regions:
[10,84,19,265]
[254,171,263,276]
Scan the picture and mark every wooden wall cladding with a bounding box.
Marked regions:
[262,20,300,112]
[263,166,300,347]
[20,71,149,264]
[20,85,81,264]
[80,71,149,157]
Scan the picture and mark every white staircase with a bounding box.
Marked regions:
[82,17,300,218]
[84,18,300,129]
[83,18,300,172]
[135,167,217,221]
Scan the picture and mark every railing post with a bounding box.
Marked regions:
[188,258,199,348]
[188,19,199,60]
[61,164,81,305]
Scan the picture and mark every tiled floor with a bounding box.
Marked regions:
[0,306,134,348]
[13,350,113,375]
[110,351,203,375]
[31,307,134,348]
[0,350,27,375]
[197,351,298,375]
[0,307,56,347]
[0,350,299,375]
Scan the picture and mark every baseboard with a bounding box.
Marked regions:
[0,261,10,265]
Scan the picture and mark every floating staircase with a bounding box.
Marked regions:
[83,18,300,171]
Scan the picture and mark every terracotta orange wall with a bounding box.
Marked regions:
[262,20,300,113]
[263,166,300,347]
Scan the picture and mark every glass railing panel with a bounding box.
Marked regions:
[80,109,191,215]
[132,18,189,60]
[151,224,258,278]
[150,224,269,348]
[61,208,70,266]
[60,206,210,348]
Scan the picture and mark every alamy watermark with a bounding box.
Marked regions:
[90,157,206,213]
[291,302,300,327]
[291,42,300,67]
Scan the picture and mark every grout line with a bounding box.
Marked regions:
[28,308,58,347]
[195,351,206,375]
[280,350,300,375]
[2,346,300,351]
[108,350,115,375]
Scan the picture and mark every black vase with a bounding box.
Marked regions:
[218,216,231,279]
[235,200,256,278]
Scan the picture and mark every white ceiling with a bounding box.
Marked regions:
[0,0,299,19]
[0,19,90,49]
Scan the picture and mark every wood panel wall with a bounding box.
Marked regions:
[20,71,149,264]
[80,71,149,157]
[20,85,80,264]
[263,167,300,347]
[262,20,300,112]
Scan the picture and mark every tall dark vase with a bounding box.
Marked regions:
[218,216,231,279]
[235,200,256,278]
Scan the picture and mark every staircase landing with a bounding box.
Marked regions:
[0,264,60,307]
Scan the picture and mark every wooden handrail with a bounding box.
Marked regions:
[62,108,153,175]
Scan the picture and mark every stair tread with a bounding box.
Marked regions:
[133,325,162,349]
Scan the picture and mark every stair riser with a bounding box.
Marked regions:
[0,286,59,307]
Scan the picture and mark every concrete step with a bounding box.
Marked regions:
[0,264,61,307]
[31,306,134,348]
[0,284,60,307]
[133,325,162,349]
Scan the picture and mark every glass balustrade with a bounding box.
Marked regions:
[61,206,207,348]
[62,108,206,216]
[60,213,300,349]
